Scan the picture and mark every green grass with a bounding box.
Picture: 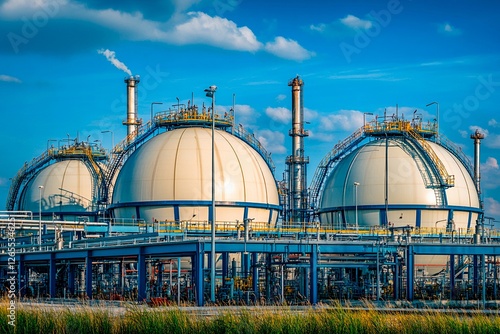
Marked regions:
[0,300,499,334]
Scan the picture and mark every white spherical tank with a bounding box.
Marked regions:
[319,138,481,230]
[110,127,280,225]
[318,137,481,274]
[19,160,95,219]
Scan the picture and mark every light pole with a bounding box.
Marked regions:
[363,112,373,130]
[38,185,44,250]
[204,85,217,303]
[426,102,439,139]
[354,182,360,232]
[101,130,114,154]
[150,102,163,123]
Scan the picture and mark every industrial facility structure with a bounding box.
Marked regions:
[1,75,499,306]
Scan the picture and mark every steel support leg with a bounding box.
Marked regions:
[310,244,318,305]
[85,254,92,299]
[252,252,259,301]
[393,253,399,300]
[196,245,205,306]
[49,253,56,298]
[449,254,455,300]
[18,255,25,298]
[137,250,146,302]
[406,245,414,301]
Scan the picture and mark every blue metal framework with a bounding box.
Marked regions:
[3,237,500,306]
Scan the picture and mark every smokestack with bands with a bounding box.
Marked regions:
[470,129,485,195]
[123,75,141,140]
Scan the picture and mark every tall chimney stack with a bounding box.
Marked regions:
[123,75,141,140]
[286,76,309,225]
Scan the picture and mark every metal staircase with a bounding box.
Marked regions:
[6,151,53,210]
[309,127,366,208]
[394,138,446,206]
[104,120,159,203]
[439,135,474,178]
[407,128,455,188]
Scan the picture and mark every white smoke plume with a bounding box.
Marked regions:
[97,49,132,76]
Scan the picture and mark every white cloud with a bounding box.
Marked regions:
[264,36,315,61]
[481,157,500,191]
[319,109,363,132]
[276,94,286,102]
[265,107,290,124]
[304,107,319,123]
[233,104,257,126]
[309,23,326,32]
[489,119,499,127]
[0,74,21,83]
[329,72,404,82]
[0,177,8,186]
[255,129,286,154]
[0,1,312,61]
[340,14,372,30]
[439,22,462,36]
[484,134,500,149]
[168,11,261,52]
[459,130,468,138]
[484,197,500,217]
[484,157,499,170]
[311,132,334,143]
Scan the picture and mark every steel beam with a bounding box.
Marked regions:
[406,245,414,301]
[137,249,146,302]
[252,252,259,300]
[49,253,56,298]
[195,243,204,306]
[85,254,92,299]
[310,244,318,304]
[449,254,455,300]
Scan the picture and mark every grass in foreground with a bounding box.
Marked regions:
[0,300,499,334]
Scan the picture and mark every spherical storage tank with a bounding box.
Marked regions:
[319,138,481,230]
[110,127,280,225]
[19,160,96,220]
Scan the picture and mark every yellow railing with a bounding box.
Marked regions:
[407,128,455,187]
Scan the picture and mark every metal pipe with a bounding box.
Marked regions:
[204,85,217,303]
[38,185,43,250]
[470,129,485,194]
[124,76,141,139]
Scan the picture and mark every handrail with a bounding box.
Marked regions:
[407,128,455,187]
[309,126,366,208]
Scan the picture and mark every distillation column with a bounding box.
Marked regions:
[123,75,142,140]
[286,76,309,224]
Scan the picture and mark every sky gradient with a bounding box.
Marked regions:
[1,0,499,223]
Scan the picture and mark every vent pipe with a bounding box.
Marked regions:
[470,129,485,194]
[123,75,141,139]
[286,76,309,225]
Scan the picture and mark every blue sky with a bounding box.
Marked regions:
[1,0,499,222]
